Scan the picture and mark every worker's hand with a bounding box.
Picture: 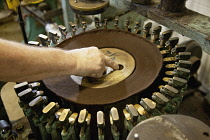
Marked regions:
[70,47,119,78]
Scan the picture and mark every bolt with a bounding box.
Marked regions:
[134,133,140,140]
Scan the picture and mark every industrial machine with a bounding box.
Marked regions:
[0,0,210,140]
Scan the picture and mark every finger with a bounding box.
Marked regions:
[104,55,119,70]
[90,73,103,78]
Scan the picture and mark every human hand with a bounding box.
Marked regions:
[70,47,119,78]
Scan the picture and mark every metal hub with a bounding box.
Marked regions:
[71,47,136,88]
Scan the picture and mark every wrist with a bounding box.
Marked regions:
[63,50,78,76]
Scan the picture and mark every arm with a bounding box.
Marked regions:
[0,38,119,82]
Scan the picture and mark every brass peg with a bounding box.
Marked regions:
[165,71,174,76]
[140,98,156,112]
[94,18,100,29]
[163,57,176,62]
[142,22,152,38]
[79,111,91,140]
[42,102,59,115]
[163,77,172,83]
[134,104,149,117]
[38,34,49,47]
[97,111,105,140]
[29,96,48,118]
[151,92,176,114]
[69,113,78,125]
[134,22,141,34]
[158,30,173,49]
[59,109,71,122]
[82,21,87,32]
[49,31,59,47]
[104,19,108,29]
[152,92,169,105]
[125,104,139,123]
[160,85,179,97]
[85,113,91,126]
[110,107,120,139]
[31,90,44,97]
[175,60,192,69]
[168,77,187,89]
[173,67,190,79]
[28,41,40,46]
[29,96,48,112]
[175,52,191,60]
[41,102,59,122]
[125,19,131,32]
[78,109,88,126]
[56,108,65,118]
[158,85,164,89]
[171,44,186,54]
[114,18,119,29]
[14,82,29,94]
[165,37,179,51]
[151,26,162,43]
[123,109,131,121]
[97,111,104,128]
[165,64,176,69]
[64,113,78,140]
[160,50,170,58]
[18,88,33,102]
[110,107,119,125]
[28,82,40,89]
[58,25,67,41]
[59,109,72,132]
[70,24,77,36]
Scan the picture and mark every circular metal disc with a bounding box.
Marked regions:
[71,48,136,88]
[127,115,210,140]
[43,29,162,105]
[69,0,109,15]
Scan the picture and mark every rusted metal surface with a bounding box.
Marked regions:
[127,115,210,140]
[128,2,210,54]
[159,0,187,14]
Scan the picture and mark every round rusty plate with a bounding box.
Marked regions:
[71,48,136,88]
[43,29,162,105]
[127,115,210,140]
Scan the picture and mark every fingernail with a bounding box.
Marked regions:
[115,63,119,70]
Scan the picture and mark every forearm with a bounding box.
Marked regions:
[0,38,76,82]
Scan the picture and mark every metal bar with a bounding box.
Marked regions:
[22,6,46,26]
[61,0,75,32]
[18,5,28,44]
[43,8,63,21]
[128,2,210,54]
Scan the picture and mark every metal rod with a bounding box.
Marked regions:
[17,5,28,44]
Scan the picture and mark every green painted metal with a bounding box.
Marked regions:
[45,0,63,25]
[61,0,74,32]
[61,125,78,140]
[127,1,210,54]
[46,121,62,140]
[0,0,4,10]
[25,16,46,41]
